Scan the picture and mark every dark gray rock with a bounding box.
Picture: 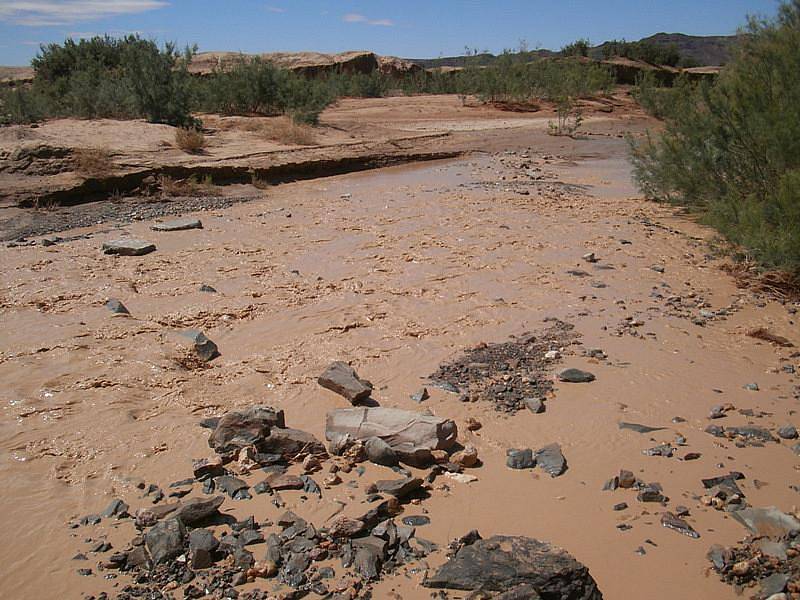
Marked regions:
[145,518,186,565]
[708,405,725,419]
[661,512,700,538]
[214,476,248,498]
[208,406,285,457]
[402,515,430,527]
[506,448,535,470]
[761,573,790,596]
[265,533,283,565]
[778,425,798,440]
[411,388,429,403]
[557,368,595,383]
[424,535,602,599]
[374,477,423,499]
[496,584,543,600]
[105,299,130,315]
[726,426,776,442]
[318,361,373,404]
[365,436,399,467]
[524,397,545,414]
[102,239,156,256]
[199,284,217,293]
[637,485,666,503]
[188,528,219,569]
[101,498,129,519]
[260,427,327,460]
[175,495,224,526]
[180,329,219,362]
[732,507,800,538]
[353,545,382,580]
[152,218,203,232]
[536,444,567,477]
[619,422,666,434]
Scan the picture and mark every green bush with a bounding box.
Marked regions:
[562,39,590,57]
[632,72,695,119]
[0,85,48,124]
[4,36,197,125]
[194,56,334,124]
[601,39,683,66]
[630,1,800,275]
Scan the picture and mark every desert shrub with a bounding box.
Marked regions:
[158,174,216,197]
[73,147,114,177]
[198,57,285,115]
[23,35,196,125]
[562,39,590,57]
[175,127,206,153]
[632,72,695,119]
[601,39,683,66]
[630,0,800,275]
[195,56,334,125]
[261,117,317,145]
[453,55,612,104]
[0,85,48,124]
[279,75,334,125]
[548,100,583,137]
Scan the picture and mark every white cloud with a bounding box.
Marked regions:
[343,12,393,26]
[0,1,168,26]
[265,5,285,13]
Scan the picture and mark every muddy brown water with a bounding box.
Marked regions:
[0,129,798,599]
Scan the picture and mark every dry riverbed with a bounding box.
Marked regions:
[0,97,799,600]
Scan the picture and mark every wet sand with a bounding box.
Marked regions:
[0,107,798,599]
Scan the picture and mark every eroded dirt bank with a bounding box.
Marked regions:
[0,107,799,600]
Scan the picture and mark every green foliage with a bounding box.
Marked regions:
[562,39,590,57]
[601,39,683,66]
[632,72,695,119]
[27,35,197,125]
[630,1,800,274]
[193,56,334,124]
[0,85,47,124]
[451,55,612,103]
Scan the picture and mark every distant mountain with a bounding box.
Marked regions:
[592,33,739,66]
[409,33,739,69]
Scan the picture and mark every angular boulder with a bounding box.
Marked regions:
[318,361,373,404]
[180,330,220,362]
[145,518,186,565]
[260,427,327,460]
[209,406,286,456]
[174,495,225,526]
[325,407,457,466]
[424,535,602,599]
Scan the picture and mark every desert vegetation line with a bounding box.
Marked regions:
[0,35,612,128]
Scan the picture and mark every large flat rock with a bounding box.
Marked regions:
[325,407,457,465]
[424,535,603,599]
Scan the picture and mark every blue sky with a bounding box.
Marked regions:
[0,0,782,65]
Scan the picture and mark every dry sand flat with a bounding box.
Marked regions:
[0,98,798,599]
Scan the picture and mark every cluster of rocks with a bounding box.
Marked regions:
[428,320,579,413]
[705,424,779,448]
[76,402,505,599]
[507,444,567,477]
[708,507,800,599]
[603,469,671,506]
